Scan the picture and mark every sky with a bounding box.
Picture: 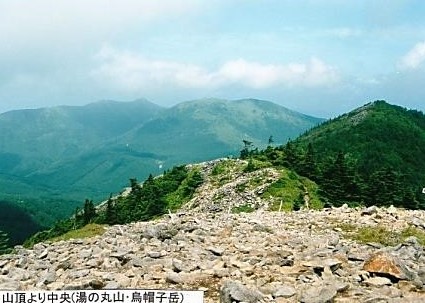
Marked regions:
[1,0,425,118]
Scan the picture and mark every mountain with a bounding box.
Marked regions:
[24,98,322,196]
[117,98,321,162]
[286,100,425,208]
[0,99,163,172]
[0,98,322,243]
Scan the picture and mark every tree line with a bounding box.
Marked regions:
[24,166,203,247]
[242,140,424,210]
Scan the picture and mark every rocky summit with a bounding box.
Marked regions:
[1,205,425,303]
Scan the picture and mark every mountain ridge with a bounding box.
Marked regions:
[251,100,425,209]
[0,98,322,243]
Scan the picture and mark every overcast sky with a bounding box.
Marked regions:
[1,0,425,117]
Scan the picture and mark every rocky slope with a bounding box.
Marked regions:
[1,159,425,302]
[1,206,425,302]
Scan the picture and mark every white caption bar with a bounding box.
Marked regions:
[0,290,204,303]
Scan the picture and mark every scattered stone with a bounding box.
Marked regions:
[299,285,338,303]
[110,249,130,260]
[362,206,378,216]
[0,280,21,291]
[208,247,225,256]
[364,277,392,287]
[219,280,263,303]
[89,279,105,289]
[165,272,185,284]
[147,251,161,259]
[0,260,8,268]
[302,258,342,272]
[273,284,297,298]
[363,252,408,280]
[142,224,178,241]
[40,270,56,284]
[37,249,48,259]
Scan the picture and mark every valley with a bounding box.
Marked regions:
[0,98,322,245]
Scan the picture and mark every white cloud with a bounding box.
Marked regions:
[92,47,339,93]
[399,41,425,70]
[218,58,338,88]
[92,47,214,91]
[0,0,203,57]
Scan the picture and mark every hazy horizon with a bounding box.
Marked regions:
[1,1,425,118]
[1,97,421,121]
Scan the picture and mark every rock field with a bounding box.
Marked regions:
[1,206,425,303]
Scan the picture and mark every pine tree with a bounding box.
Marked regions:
[128,178,143,220]
[105,195,118,225]
[83,199,96,225]
[299,143,319,180]
[283,141,301,169]
[365,168,403,207]
[319,152,360,207]
[240,140,253,159]
[402,189,419,210]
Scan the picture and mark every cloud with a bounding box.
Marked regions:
[91,47,214,91]
[0,0,203,58]
[218,58,339,88]
[399,41,425,70]
[92,47,339,93]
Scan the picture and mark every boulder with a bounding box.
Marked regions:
[363,252,410,281]
[220,280,263,303]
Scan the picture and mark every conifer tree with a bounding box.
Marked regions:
[128,178,143,220]
[365,168,403,207]
[240,140,253,159]
[299,143,319,180]
[105,195,118,225]
[402,189,419,210]
[83,199,96,224]
[283,141,301,169]
[319,152,360,207]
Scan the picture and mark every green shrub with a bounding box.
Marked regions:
[338,224,425,246]
[231,204,255,213]
[50,224,106,242]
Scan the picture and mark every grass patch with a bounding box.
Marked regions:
[338,224,425,246]
[211,160,233,176]
[261,168,323,211]
[50,223,106,242]
[213,192,226,201]
[249,176,265,188]
[210,159,244,186]
[231,204,255,213]
[401,226,425,244]
[243,158,271,173]
[236,182,248,193]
